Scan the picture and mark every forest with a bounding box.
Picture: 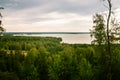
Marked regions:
[0,36,120,80]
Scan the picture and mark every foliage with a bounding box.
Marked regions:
[0,7,5,35]
[90,14,106,45]
[0,36,120,80]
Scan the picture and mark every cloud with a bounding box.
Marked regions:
[0,0,103,14]
[0,0,120,32]
[3,10,92,32]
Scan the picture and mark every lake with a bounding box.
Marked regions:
[4,32,92,44]
[24,34,92,44]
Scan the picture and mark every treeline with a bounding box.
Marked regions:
[0,36,120,80]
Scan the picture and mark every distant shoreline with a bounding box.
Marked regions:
[3,32,90,35]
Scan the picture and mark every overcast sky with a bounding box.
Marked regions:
[0,0,120,32]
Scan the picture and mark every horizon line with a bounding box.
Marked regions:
[3,32,90,35]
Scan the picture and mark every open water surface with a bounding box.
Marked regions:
[25,34,92,44]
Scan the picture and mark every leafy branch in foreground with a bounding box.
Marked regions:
[90,14,106,45]
[0,7,5,35]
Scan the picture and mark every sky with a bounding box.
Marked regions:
[0,0,120,32]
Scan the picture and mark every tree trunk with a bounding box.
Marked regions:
[106,0,112,80]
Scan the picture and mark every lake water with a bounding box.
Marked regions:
[24,34,92,44]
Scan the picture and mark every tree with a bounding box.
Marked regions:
[110,17,120,43]
[35,46,49,80]
[103,0,112,80]
[0,7,5,35]
[90,14,106,45]
[91,0,113,79]
[48,54,62,80]
[23,48,39,80]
